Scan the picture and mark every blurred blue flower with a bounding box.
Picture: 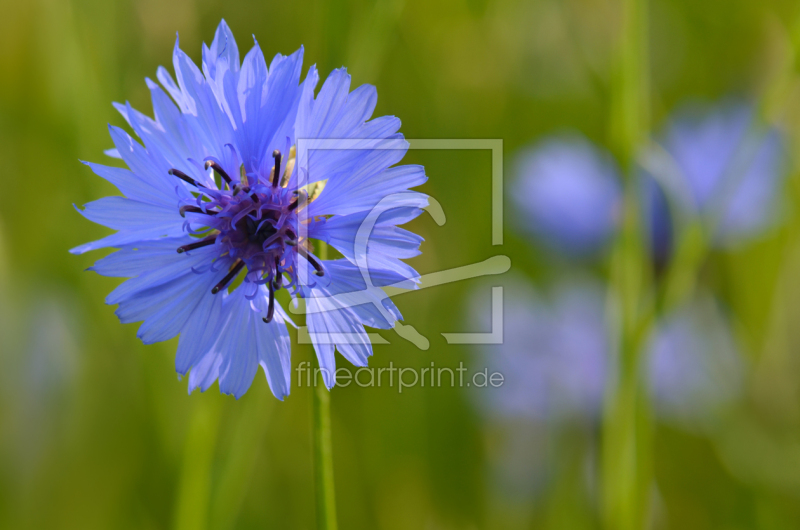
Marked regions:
[469,276,607,421]
[469,278,743,424]
[72,20,426,398]
[646,101,786,254]
[647,296,744,423]
[513,135,622,258]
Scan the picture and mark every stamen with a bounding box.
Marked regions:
[177,235,217,254]
[284,227,298,246]
[262,281,276,323]
[233,184,260,203]
[205,160,233,186]
[180,205,219,217]
[169,168,206,188]
[297,246,325,276]
[211,260,245,294]
[272,257,283,290]
[288,190,308,211]
[271,150,282,188]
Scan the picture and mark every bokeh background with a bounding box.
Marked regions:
[2,0,800,528]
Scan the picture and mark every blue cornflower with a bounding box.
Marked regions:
[647,296,744,423]
[71,20,426,399]
[513,134,622,258]
[645,101,786,255]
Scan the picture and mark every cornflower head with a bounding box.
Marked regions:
[512,134,622,258]
[72,20,426,399]
[645,101,786,258]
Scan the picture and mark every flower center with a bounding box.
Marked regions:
[169,149,323,323]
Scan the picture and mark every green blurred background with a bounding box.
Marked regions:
[2,0,800,528]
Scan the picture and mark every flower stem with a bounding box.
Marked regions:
[313,367,338,530]
[602,0,652,527]
[312,241,338,530]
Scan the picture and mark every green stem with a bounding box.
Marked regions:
[602,0,652,527]
[312,241,338,530]
[313,367,338,530]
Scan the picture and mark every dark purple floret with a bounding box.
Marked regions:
[169,168,206,189]
[271,150,282,188]
[177,235,217,254]
[170,149,324,315]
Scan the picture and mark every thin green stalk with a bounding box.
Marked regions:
[602,196,653,530]
[312,241,338,530]
[313,365,337,530]
[602,0,652,528]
